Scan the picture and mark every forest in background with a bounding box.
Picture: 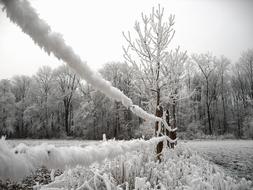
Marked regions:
[0,49,253,140]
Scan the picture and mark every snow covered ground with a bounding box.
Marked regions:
[37,141,252,190]
[3,139,252,189]
[7,139,253,182]
[186,140,253,181]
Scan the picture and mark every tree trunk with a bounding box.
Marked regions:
[64,103,69,136]
[221,74,227,134]
[206,80,212,135]
[215,98,220,135]
[93,115,96,139]
[169,101,177,148]
[165,110,170,147]
[207,104,212,135]
[155,105,163,161]
[236,99,241,138]
[114,102,119,139]
[222,95,227,134]
[155,90,163,161]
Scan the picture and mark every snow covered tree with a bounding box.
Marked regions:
[34,66,56,137]
[191,53,218,135]
[231,64,247,138]
[0,79,15,137]
[161,48,187,147]
[54,65,79,136]
[230,50,253,138]
[12,75,32,137]
[74,62,137,139]
[100,62,135,139]
[216,56,230,134]
[238,49,253,99]
[123,5,175,113]
[21,66,56,138]
[123,5,187,151]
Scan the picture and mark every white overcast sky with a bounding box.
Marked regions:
[0,0,253,79]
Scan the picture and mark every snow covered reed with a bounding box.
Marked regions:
[0,136,166,181]
[0,0,176,132]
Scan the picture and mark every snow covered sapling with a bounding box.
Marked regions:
[123,5,187,152]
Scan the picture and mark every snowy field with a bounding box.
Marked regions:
[186,140,253,181]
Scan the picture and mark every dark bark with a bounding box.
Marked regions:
[62,74,76,136]
[236,99,241,138]
[221,72,227,134]
[221,94,227,134]
[155,102,163,162]
[165,110,170,147]
[64,101,69,135]
[206,80,212,135]
[169,101,177,148]
[114,102,119,139]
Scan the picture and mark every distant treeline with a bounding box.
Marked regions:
[0,50,253,139]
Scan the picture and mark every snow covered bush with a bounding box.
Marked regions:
[38,143,252,190]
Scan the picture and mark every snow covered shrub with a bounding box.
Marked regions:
[39,142,252,190]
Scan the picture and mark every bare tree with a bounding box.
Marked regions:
[0,79,15,137]
[123,5,175,113]
[230,50,253,138]
[217,56,230,134]
[123,5,175,148]
[239,50,253,99]
[100,62,134,139]
[12,75,32,137]
[192,53,217,135]
[123,5,188,154]
[54,65,79,136]
[35,67,53,119]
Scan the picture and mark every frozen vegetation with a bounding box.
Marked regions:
[0,139,252,189]
[0,136,166,180]
[38,142,253,190]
